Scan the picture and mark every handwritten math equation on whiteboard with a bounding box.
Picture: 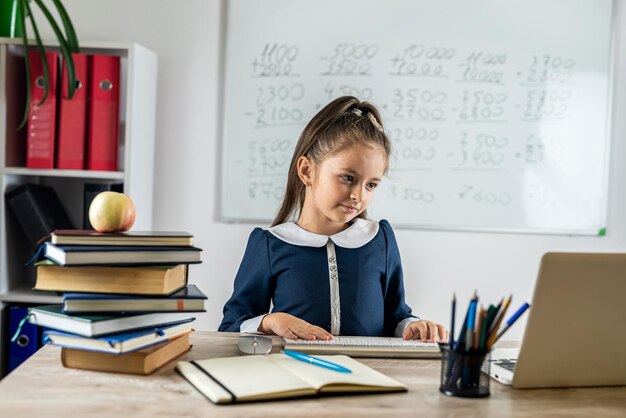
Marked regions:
[222,0,611,234]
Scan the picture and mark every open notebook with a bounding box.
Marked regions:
[176,354,407,403]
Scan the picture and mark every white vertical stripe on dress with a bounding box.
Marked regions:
[326,240,341,335]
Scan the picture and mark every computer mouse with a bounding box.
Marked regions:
[237,335,273,355]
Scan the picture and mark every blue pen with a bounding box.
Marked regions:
[283,350,352,374]
[494,302,530,343]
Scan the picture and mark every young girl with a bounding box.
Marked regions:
[219,96,448,343]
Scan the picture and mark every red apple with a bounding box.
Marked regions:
[88,191,136,232]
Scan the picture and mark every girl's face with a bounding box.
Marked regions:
[299,143,387,235]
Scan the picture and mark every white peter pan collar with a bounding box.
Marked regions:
[268,218,379,249]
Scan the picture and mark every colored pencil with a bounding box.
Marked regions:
[450,293,456,348]
[464,292,478,352]
[473,304,484,350]
[486,294,512,349]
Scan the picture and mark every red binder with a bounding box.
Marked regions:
[26,51,59,169]
[87,54,120,171]
[56,53,89,169]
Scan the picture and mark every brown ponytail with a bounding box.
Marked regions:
[271,96,391,226]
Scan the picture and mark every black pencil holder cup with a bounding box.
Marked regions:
[439,344,491,398]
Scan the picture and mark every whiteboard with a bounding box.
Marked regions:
[220,0,614,235]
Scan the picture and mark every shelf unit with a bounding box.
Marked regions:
[0,38,157,376]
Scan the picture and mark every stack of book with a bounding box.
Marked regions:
[27,230,206,375]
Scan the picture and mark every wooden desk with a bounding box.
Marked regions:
[0,331,624,417]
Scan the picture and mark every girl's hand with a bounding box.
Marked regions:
[259,312,334,341]
[403,320,448,343]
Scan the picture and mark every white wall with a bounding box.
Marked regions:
[34,0,626,340]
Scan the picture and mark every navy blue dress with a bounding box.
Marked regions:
[219,219,415,336]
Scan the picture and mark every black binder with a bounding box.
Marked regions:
[5,183,74,249]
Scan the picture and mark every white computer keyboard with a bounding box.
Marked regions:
[283,336,441,358]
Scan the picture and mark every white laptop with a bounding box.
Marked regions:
[489,252,626,388]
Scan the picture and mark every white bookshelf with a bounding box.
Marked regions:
[0,38,157,376]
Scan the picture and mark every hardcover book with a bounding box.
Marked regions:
[63,284,207,314]
[61,332,191,375]
[34,261,188,295]
[28,304,196,337]
[176,354,407,404]
[51,230,193,247]
[44,243,202,266]
[44,320,194,354]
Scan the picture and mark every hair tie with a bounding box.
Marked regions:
[367,112,384,132]
[351,108,363,117]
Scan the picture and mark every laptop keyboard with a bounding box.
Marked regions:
[493,359,517,372]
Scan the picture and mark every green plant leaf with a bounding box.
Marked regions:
[17,0,31,130]
[33,0,76,99]
[51,0,79,52]
[24,0,51,107]
[16,0,80,130]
